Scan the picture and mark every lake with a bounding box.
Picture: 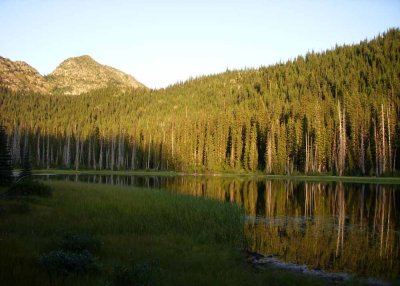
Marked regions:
[38,174,400,281]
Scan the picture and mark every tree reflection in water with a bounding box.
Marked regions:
[43,174,399,280]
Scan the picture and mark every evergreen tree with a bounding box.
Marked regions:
[0,125,13,185]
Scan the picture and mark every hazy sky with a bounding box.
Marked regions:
[1,0,399,89]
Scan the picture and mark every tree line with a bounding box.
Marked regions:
[0,29,399,175]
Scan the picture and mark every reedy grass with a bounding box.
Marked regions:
[0,181,360,286]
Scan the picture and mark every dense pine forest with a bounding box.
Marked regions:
[1,29,399,175]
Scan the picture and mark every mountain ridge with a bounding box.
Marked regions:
[0,55,145,95]
[0,56,51,94]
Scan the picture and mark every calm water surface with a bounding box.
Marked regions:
[40,174,400,280]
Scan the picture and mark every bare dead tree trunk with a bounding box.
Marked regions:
[332,127,337,173]
[387,107,392,172]
[305,131,309,174]
[147,134,152,169]
[266,127,273,174]
[381,104,386,174]
[99,137,103,170]
[75,134,80,170]
[374,120,380,176]
[106,145,109,169]
[37,134,41,168]
[46,133,50,169]
[111,136,115,171]
[131,137,136,170]
[23,132,29,164]
[79,138,83,167]
[337,101,346,176]
[88,139,91,169]
[92,139,97,170]
[171,127,174,160]
[66,135,71,168]
[360,126,365,174]
[342,104,346,175]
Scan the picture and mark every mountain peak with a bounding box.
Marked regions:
[73,55,94,60]
[49,55,145,95]
[58,55,96,66]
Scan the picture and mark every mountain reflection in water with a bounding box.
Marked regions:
[40,174,400,280]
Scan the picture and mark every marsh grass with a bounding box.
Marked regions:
[0,181,351,286]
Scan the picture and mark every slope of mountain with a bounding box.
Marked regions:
[0,55,144,95]
[48,55,145,95]
[0,56,51,94]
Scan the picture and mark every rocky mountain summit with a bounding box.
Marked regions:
[48,55,144,95]
[0,56,51,94]
[0,55,144,95]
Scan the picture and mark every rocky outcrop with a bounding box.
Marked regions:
[48,55,144,95]
[0,56,51,94]
[0,55,145,95]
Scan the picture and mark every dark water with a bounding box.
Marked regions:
[39,174,400,280]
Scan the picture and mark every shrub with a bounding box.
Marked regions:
[39,249,99,275]
[40,233,102,277]
[7,180,52,197]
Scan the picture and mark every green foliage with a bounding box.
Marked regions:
[39,249,99,275]
[40,232,101,277]
[7,180,52,197]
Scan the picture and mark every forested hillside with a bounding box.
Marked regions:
[1,29,399,175]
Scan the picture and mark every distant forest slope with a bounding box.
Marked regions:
[1,29,399,175]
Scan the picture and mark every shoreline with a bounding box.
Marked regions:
[245,250,391,286]
[31,169,400,184]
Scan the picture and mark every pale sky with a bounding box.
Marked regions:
[0,0,399,89]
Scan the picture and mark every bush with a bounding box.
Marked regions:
[110,262,160,286]
[40,232,102,277]
[39,249,99,275]
[58,233,101,252]
[7,180,52,197]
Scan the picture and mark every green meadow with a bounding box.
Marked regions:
[0,181,370,286]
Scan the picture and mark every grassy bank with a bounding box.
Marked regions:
[33,169,400,184]
[1,181,366,286]
[32,169,178,177]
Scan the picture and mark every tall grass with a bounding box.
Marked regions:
[0,181,333,286]
[42,181,244,244]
